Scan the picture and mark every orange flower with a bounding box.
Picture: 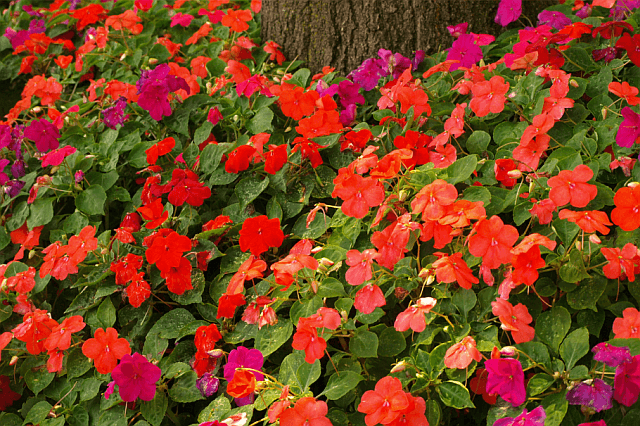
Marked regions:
[547,164,598,208]
[613,307,640,339]
[82,327,131,374]
[105,10,143,34]
[469,75,509,117]
[227,370,256,398]
[221,9,252,33]
[411,179,458,221]
[558,209,612,234]
[54,55,73,69]
[279,397,332,426]
[609,81,640,106]
[394,297,437,332]
[444,336,482,369]
[611,185,640,231]
[432,252,479,289]
[602,243,640,282]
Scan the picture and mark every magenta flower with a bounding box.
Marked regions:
[447,33,483,71]
[537,10,571,30]
[485,358,526,407]
[616,107,640,148]
[578,421,606,426]
[170,12,194,28]
[224,346,263,406]
[447,23,468,38]
[592,343,631,368]
[111,352,162,402]
[614,355,640,407]
[102,97,129,130]
[494,406,546,426]
[40,146,77,168]
[74,170,85,184]
[137,64,190,121]
[576,4,592,19]
[378,49,411,79]
[495,0,522,27]
[350,58,388,91]
[0,159,10,186]
[566,379,613,412]
[337,80,365,109]
[0,125,11,150]
[24,118,60,152]
[11,159,25,179]
[208,107,223,126]
[593,47,620,63]
[196,372,220,398]
[5,180,25,198]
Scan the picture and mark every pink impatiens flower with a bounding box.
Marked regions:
[616,106,640,147]
[110,352,162,402]
[494,406,546,426]
[614,354,640,406]
[40,146,77,167]
[484,358,526,406]
[447,33,483,71]
[495,0,522,27]
[24,117,60,152]
[170,12,194,28]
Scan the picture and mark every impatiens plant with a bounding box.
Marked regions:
[5,0,640,425]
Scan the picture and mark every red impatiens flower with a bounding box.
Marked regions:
[547,164,598,208]
[345,249,378,286]
[278,397,332,426]
[558,209,612,235]
[0,332,12,362]
[228,256,267,295]
[332,169,385,219]
[10,222,43,261]
[292,320,327,364]
[491,298,535,343]
[67,225,98,264]
[126,273,151,307]
[137,199,169,229]
[469,75,509,117]
[468,216,519,269]
[613,307,640,339]
[221,9,252,33]
[609,81,640,106]
[82,327,131,374]
[511,246,545,286]
[611,185,640,231]
[529,197,556,224]
[145,137,175,165]
[432,252,479,289]
[12,309,58,355]
[226,145,256,174]
[444,336,482,369]
[43,315,85,351]
[145,230,192,272]
[217,292,247,319]
[264,144,288,174]
[111,253,144,286]
[601,243,640,282]
[0,375,21,411]
[494,158,518,188]
[616,32,640,67]
[394,297,437,333]
[238,215,285,256]
[358,376,410,426]
[354,284,386,315]
[6,266,36,294]
[271,240,319,291]
[161,256,193,295]
[411,179,458,221]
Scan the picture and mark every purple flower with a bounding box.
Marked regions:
[102,97,129,129]
[350,58,388,91]
[566,379,613,413]
[485,358,526,407]
[378,49,411,79]
[610,0,640,20]
[592,343,632,368]
[495,0,522,27]
[593,47,620,64]
[196,372,220,397]
[11,160,26,179]
[4,19,46,50]
[24,118,60,153]
[576,4,592,19]
[207,107,223,126]
[447,33,483,71]
[447,23,468,38]
[22,5,45,17]
[337,80,364,109]
[74,170,85,184]
[614,355,640,407]
[4,180,25,198]
[494,406,546,426]
[537,11,571,30]
[224,347,263,406]
[315,80,339,98]
[111,353,162,402]
[9,126,25,156]
[137,64,190,121]
[0,125,11,150]
[616,107,640,148]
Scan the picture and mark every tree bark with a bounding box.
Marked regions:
[261,0,557,75]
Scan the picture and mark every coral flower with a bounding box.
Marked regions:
[394,297,437,333]
[491,298,535,343]
[278,397,332,426]
[468,216,519,269]
[82,327,131,374]
[613,308,640,339]
[444,336,482,369]
[358,376,410,426]
[547,164,597,208]
[611,185,640,231]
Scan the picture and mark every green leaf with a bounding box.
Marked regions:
[235,176,269,210]
[466,131,491,154]
[559,327,590,371]
[296,359,321,392]
[541,390,568,426]
[148,309,196,339]
[563,47,596,72]
[194,121,214,146]
[254,319,293,357]
[76,185,107,216]
[200,143,226,174]
[350,329,379,358]
[23,401,53,426]
[67,348,92,379]
[247,107,274,134]
[526,373,555,396]
[198,395,232,423]
[559,250,590,283]
[437,381,475,409]
[141,391,168,426]
[292,211,329,239]
[552,218,580,245]
[168,370,204,403]
[536,306,571,353]
[316,278,347,298]
[67,406,89,426]
[452,288,477,318]
[320,371,364,400]
[0,226,10,250]
[97,297,116,329]
[567,274,607,311]
[28,197,53,228]
[25,364,55,395]
[377,327,407,357]
[169,270,205,305]
[444,155,477,184]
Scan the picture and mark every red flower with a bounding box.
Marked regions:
[394,297,437,332]
[67,225,98,264]
[602,243,640,282]
[354,284,386,315]
[126,273,151,307]
[332,170,385,219]
[358,376,410,426]
[444,336,482,369]
[470,368,497,404]
[469,216,519,269]
[342,129,373,152]
[613,308,640,339]
[221,9,252,33]
[44,315,85,351]
[10,222,43,261]
[547,164,598,208]
[345,249,378,286]
[558,209,612,234]
[161,256,193,295]
[146,137,175,165]
[225,144,257,174]
[195,323,222,354]
[432,252,479,289]
[145,230,192,272]
[263,41,285,65]
[6,266,36,294]
[520,113,554,146]
[491,298,535,343]
[82,327,131,374]
[228,256,267,295]
[529,198,556,224]
[611,185,640,231]
[217,293,247,319]
[616,33,640,67]
[291,136,326,168]
[609,81,640,106]
[271,242,319,291]
[371,214,420,270]
[277,85,319,120]
[494,158,518,188]
[511,246,545,286]
[227,369,256,398]
[157,169,212,207]
[238,215,285,256]
[292,321,326,364]
[396,86,431,117]
[264,144,288,174]
[411,179,458,221]
[278,397,332,426]
[137,199,169,229]
[0,375,21,411]
[295,109,342,140]
[54,55,72,70]
[110,253,144,285]
[0,332,12,362]
[71,4,108,30]
[12,309,58,355]
[470,75,509,117]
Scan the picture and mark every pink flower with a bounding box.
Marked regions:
[135,0,153,12]
[111,352,162,402]
[354,284,386,315]
[447,22,468,38]
[495,0,522,27]
[447,33,483,71]
[485,358,526,406]
[171,12,194,28]
[24,117,60,152]
[40,146,77,167]
[494,406,546,426]
[208,107,223,126]
[617,106,640,148]
[614,355,640,406]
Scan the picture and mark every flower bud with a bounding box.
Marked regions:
[318,258,334,267]
[418,268,431,279]
[589,234,601,245]
[507,169,523,179]
[120,53,127,61]
[569,79,579,88]
[310,246,323,254]
[501,346,517,357]
[390,361,408,373]
[32,106,42,113]
[398,190,408,202]
[310,280,319,294]
[196,373,220,398]
[149,58,158,65]
[601,108,607,120]
[575,241,582,251]
[629,182,640,188]
[10,356,18,366]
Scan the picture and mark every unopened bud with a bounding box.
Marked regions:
[310,280,319,294]
[629,181,640,188]
[233,115,239,122]
[418,268,432,280]
[310,246,323,254]
[575,242,582,251]
[285,126,292,132]
[601,108,607,120]
[50,166,60,174]
[149,58,158,65]
[206,349,225,358]
[206,82,212,91]
[425,274,435,285]
[390,361,408,373]
[32,106,42,113]
[273,76,280,83]
[508,92,517,99]
[10,356,18,366]
[569,79,579,88]
[398,190,408,202]
[318,258,334,267]
[120,53,127,61]
[507,169,523,179]
[501,346,517,357]
[589,234,601,245]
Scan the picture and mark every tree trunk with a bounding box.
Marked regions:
[261,0,557,75]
